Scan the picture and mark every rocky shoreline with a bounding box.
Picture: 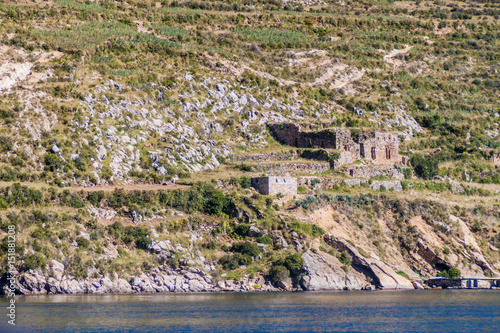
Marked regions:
[2,242,425,296]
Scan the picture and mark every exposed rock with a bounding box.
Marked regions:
[51,144,61,153]
[324,236,414,289]
[300,250,364,291]
[248,226,261,237]
[271,230,288,248]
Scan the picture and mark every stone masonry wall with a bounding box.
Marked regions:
[271,123,338,149]
[271,123,400,168]
[253,162,330,175]
[251,176,297,196]
[345,165,404,180]
[359,132,400,165]
[297,177,403,192]
[231,151,299,163]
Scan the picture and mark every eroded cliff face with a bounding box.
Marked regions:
[290,203,500,291]
[2,196,500,295]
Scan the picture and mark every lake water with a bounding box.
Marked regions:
[1,290,499,332]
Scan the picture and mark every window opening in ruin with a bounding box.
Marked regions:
[360,143,365,157]
[371,147,376,160]
[386,147,390,160]
[349,170,354,177]
[294,138,298,146]
[344,145,350,152]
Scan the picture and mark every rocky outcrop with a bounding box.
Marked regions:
[3,260,280,295]
[324,236,414,290]
[300,250,365,291]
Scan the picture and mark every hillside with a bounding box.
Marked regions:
[0,0,500,294]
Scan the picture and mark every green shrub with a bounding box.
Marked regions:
[410,154,439,180]
[231,241,261,256]
[69,195,85,208]
[439,267,461,279]
[0,136,13,153]
[256,235,272,244]
[290,221,324,238]
[135,235,151,250]
[310,179,321,186]
[269,265,289,285]
[75,237,89,248]
[0,199,8,210]
[25,253,47,271]
[240,176,251,189]
[234,224,250,237]
[396,270,411,280]
[284,253,303,276]
[236,164,253,172]
[44,153,64,172]
[219,253,252,270]
[204,240,218,250]
[301,149,329,161]
[339,251,351,266]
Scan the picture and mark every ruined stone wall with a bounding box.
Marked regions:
[345,165,404,180]
[251,176,297,196]
[359,132,400,165]
[369,180,403,191]
[271,123,338,149]
[270,123,302,147]
[232,151,299,162]
[271,124,400,167]
[297,177,368,189]
[253,162,330,175]
[331,151,354,169]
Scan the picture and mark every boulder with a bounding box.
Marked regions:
[248,226,261,237]
[51,144,61,153]
[50,260,65,280]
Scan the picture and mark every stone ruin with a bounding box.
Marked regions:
[270,123,401,168]
[251,176,297,196]
[358,131,400,166]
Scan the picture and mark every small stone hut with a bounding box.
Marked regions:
[251,176,297,196]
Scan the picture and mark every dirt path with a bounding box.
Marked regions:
[74,183,189,192]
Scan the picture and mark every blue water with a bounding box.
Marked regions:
[1,290,499,332]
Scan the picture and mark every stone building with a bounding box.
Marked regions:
[270,123,338,149]
[270,123,400,168]
[359,132,400,165]
[251,176,297,196]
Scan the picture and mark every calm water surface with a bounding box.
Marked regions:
[1,290,499,332]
